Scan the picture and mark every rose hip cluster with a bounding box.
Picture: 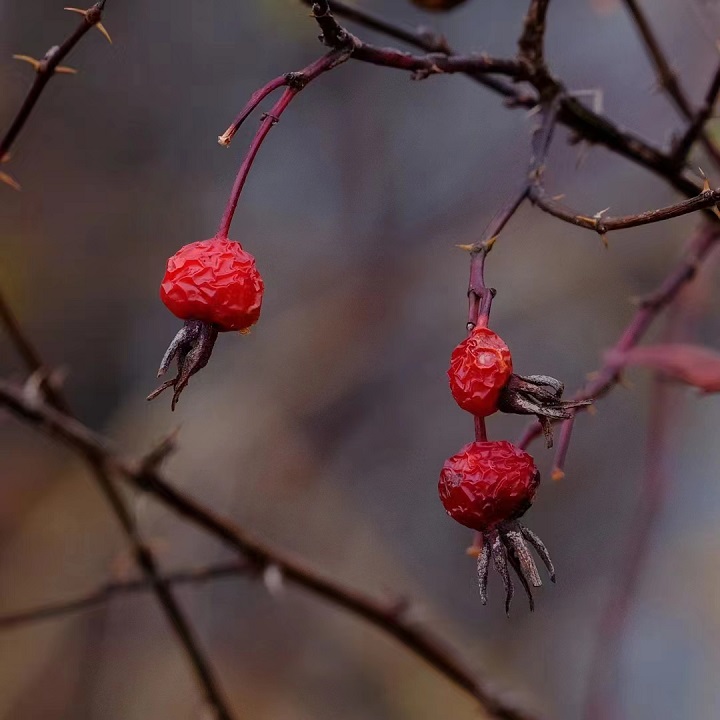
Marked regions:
[440,325,589,612]
[148,236,263,410]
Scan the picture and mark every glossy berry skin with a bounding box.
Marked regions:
[160,237,264,332]
[438,441,539,532]
[448,327,513,417]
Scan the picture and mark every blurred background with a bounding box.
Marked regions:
[1,0,720,718]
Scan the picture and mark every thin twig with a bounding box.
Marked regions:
[529,182,720,236]
[0,562,252,631]
[0,378,538,720]
[621,0,720,168]
[673,61,720,163]
[0,2,110,174]
[302,0,529,99]
[300,0,703,201]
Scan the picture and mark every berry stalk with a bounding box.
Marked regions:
[216,49,351,240]
[217,87,295,239]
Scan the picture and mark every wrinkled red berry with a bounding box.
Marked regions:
[160,237,264,332]
[438,440,538,531]
[448,327,512,417]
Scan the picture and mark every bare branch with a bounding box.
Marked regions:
[0,562,251,631]
[0,299,236,719]
[621,0,720,168]
[673,61,720,163]
[518,0,551,69]
[0,378,539,720]
[298,0,705,201]
[529,182,720,235]
[0,2,110,178]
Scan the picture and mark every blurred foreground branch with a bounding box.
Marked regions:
[0,375,537,720]
[0,561,251,631]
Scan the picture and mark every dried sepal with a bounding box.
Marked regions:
[498,373,592,447]
[147,320,218,410]
[476,521,555,614]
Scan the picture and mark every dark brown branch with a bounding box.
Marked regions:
[0,2,109,167]
[0,562,251,631]
[622,0,693,117]
[0,379,538,720]
[311,0,450,52]
[300,0,704,202]
[673,61,720,163]
[301,0,530,100]
[529,183,720,235]
[621,0,720,168]
[516,223,720,463]
[518,0,551,69]
[0,289,236,720]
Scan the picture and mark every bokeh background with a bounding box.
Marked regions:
[2,0,720,718]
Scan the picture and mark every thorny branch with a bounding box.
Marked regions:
[299,0,704,202]
[530,180,720,236]
[0,378,537,720]
[518,0,551,69]
[0,1,111,188]
[1,7,237,715]
[620,0,720,169]
[0,288,237,720]
[673,61,720,164]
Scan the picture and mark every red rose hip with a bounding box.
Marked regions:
[439,440,538,531]
[439,440,554,613]
[448,327,512,417]
[148,236,264,410]
[160,236,264,332]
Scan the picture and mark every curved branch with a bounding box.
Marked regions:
[0,1,110,170]
[0,378,539,720]
[529,184,720,235]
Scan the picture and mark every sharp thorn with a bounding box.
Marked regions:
[13,54,41,71]
[95,22,112,44]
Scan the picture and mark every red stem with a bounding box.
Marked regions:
[216,50,349,240]
[217,88,296,239]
